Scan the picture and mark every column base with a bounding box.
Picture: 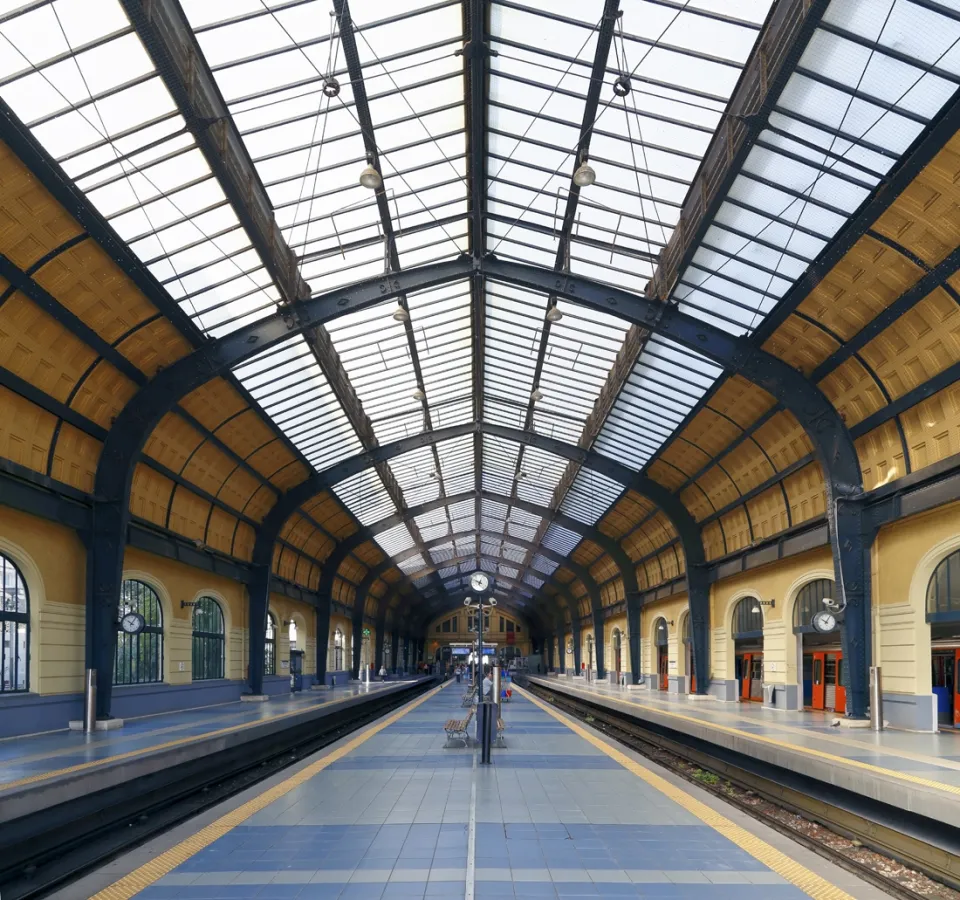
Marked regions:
[69,717,124,731]
[687,693,714,702]
[240,694,269,703]
[834,717,883,729]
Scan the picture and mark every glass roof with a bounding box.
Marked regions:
[3,0,957,615]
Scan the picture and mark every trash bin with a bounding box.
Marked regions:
[476,701,497,764]
[763,684,776,707]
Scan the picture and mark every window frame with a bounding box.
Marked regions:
[192,596,225,681]
[115,579,164,686]
[0,552,29,694]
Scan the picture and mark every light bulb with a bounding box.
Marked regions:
[359,163,382,190]
[392,304,409,322]
[412,387,425,401]
[546,305,563,323]
[531,388,543,402]
[573,161,596,187]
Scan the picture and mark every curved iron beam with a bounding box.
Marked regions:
[89,257,864,714]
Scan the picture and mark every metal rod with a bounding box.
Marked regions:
[869,666,884,731]
[83,668,97,733]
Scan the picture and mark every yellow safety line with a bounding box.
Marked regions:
[540,679,960,798]
[517,685,854,900]
[579,681,960,774]
[90,680,448,900]
[0,683,414,793]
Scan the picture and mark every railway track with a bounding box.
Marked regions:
[0,680,436,900]
[524,680,960,900]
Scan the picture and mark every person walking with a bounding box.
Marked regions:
[379,665,386,682]
[456,665,462,684]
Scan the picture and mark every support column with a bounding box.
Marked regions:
[556,624,565,673]
[85,501,126,719]
[315,600,331,684]
[247,564,270,696]
[593,609,606,679]
[351,603,364,679]
[836,499,873,718]
[688,567,710,696]
[572,620,582,674]
[375,608,386,673]
[627,594,641,685]
[392,627,400,674]
[402,635,410,674]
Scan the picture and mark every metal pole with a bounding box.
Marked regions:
[83,668,97,733]
[477,599,485,706]
[493,661,502,718]
[869,666,884,731]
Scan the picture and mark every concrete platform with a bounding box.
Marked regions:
[0,679,428,826]
[529,676,960,830]
[59,680,888,899]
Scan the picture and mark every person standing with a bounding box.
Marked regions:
[456,665,462,684]
[482,666,493,701]
[379,665,386,682]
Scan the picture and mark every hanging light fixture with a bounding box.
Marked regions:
[546,304,563,323]
[392,304,409,322]
[531,388,543,402]
[572,159,596,187]
[412,387,425,401]
[359,162,382,190]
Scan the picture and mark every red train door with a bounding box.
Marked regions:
[834,652,846,714]
[690,645,696,693]
[739,653,752,700]
[955,650,960,727]
[811,652,825,710]
[658,646,668,690]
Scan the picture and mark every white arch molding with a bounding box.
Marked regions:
[0,535,45,694]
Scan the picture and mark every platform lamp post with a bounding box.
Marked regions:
[586,633,594,683]
[464,572,497,763]
[362,627,371,686]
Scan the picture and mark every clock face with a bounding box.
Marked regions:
[812,610,837,634]
[470,571,489,593]
[121,611,145,635]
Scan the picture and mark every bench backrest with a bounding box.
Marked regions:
[465,707,475,725]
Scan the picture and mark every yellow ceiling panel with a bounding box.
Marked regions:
[781,461,826,527]
[900,380,960,474]
[722,438,776,495]
[855,420,906,491]
[818,357,886,428]
[129,462,173,528]
[746,485,789,541]
[706,375,774,429]
[50,422,100,493]
[764,314,839,375]
[0,141,84,267]
[677,407,742,461]
[752,410,814,471]
[0,385,56,477]
[114,317,193,377]
[798,236,923,341]
[144,411,205,474]
[180,378,249,433]
[859,288,960,402]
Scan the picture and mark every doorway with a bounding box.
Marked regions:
[793,578,845,713]
[612,628,622,681]
[681,615,696,693]
[732,598,763,702]
[653,617,668,690]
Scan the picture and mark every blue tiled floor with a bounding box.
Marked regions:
[109,687,834,899]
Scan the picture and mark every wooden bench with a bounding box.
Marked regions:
[444,706,474,746]
[496,716,506,747]
[461,690,476,708]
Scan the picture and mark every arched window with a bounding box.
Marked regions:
[264,614,277,676]
[793,579,839,633]
[927,550,960,622]
[681,615,691,645]
[731,597,763,641]
[1,553,29,693]
[653,617,668,647]
[116,580,163,685]
[192,597,225,681]
[289,619,298,650]
[334,628,344,671]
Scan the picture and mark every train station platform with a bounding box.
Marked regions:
[528,675,960,830]
[0,679,428,828]
[60,679,888,899]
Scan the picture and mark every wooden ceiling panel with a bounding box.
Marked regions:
[206,507,238,556]
[746,485,789,541]
[168,487,211,543]
[647,458,688,491]
[707,376,774,428]
[871,134,960,267]
[722,438,776,495]
[817,357,886,428]
[719,506,750,555]
[702,519,725,562]
[50,421,100,492]
[0,386,56,478]
[181,441,243,502]
[763,314,839,375]
[571,540,603,567]
[798,236,923,340]
[144,411,205,474]
[590,553,619,583]
[114,318,192,377]
[781,461,826,526]
[855,420,906,491]
[859,288,960,402]
[180,378,248,433]
[677,407,742,460]
[71,360,138,429]
[599,490,656,538]
[901,380,960,473]
[224,473,273,521]
[233,521,255,561]
[129,462,173,528]
[695,465,739,513]
[752,410,813,471]
[679,482,714,522]
[622,523,657,562]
